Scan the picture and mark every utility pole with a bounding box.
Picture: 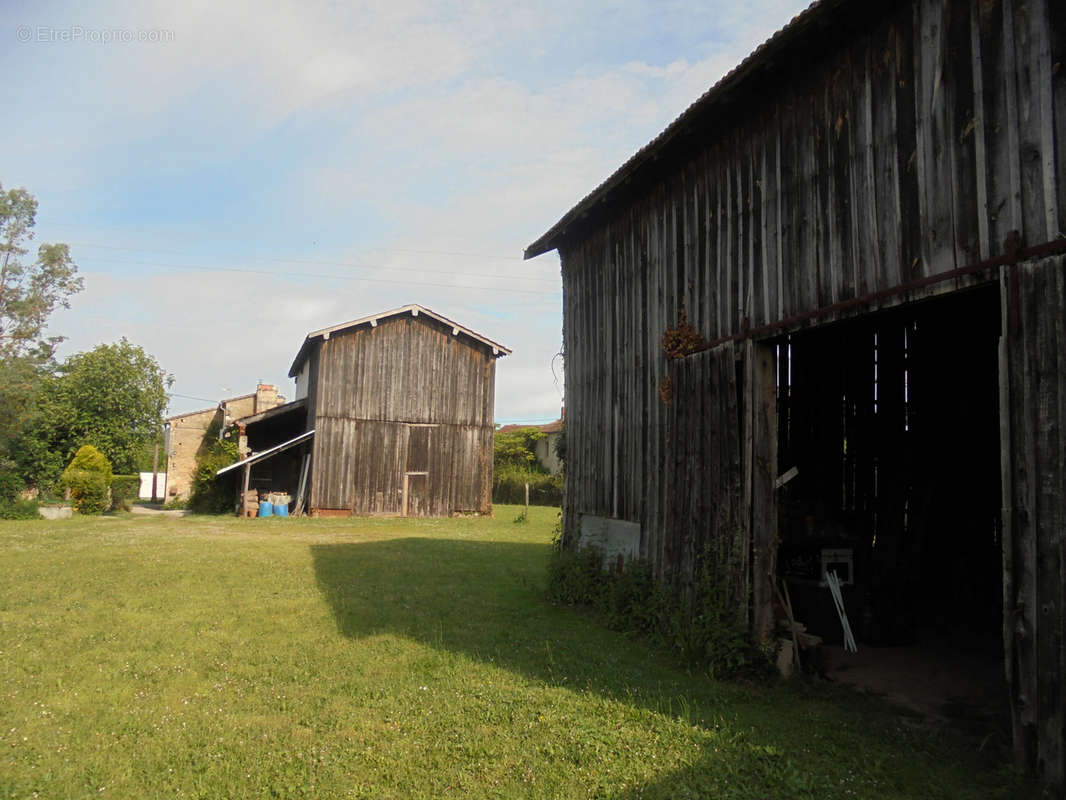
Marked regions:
[151,440,159,503]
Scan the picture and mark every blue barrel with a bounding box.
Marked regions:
[258,500,273,517]
[273,502,289,517]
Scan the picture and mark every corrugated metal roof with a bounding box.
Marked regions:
[524,0,841,259]
[288,304,512,377]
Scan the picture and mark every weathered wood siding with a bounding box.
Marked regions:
[560,0,1062,578]
[557,0,1064,782]
[309,314,496,515]
[1001,255,1066,777]
[663,344,749,615]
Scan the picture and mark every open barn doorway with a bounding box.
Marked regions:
[773,285,1006,724]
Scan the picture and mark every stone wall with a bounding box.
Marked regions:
[164,384,285,500]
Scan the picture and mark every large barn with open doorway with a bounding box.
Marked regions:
[526,0,1064,786]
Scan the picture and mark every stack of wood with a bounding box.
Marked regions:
[265,492,291,507]
[241,489,259,517]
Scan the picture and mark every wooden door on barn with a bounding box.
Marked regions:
[402,424,436,517]
[664,341,750,628]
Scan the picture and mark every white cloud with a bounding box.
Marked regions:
[9,0,813,423]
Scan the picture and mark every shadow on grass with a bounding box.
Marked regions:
[310,538,1024,799]
[310,538,662,695]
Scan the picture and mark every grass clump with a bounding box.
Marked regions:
[547,544,761,679]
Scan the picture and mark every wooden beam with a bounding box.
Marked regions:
[751,342,778,642]
[240,462,251,519]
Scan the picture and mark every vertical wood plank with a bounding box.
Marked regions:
[751,342,778,641]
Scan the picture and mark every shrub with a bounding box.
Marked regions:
[188,421,240,514]
[546,542,770,680]
[109,474,140,512]
[0,498,39,520]
[60,445,113,514]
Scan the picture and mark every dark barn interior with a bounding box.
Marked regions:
[776,286,1005,715]
[244,403,309,499]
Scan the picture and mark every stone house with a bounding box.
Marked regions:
[164,384,284,500]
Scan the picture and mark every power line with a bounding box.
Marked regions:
[168,392,219,404]
[44,222,533,262]
[373,246,524,262]
[69,241,557,285]
[79,255,561,297]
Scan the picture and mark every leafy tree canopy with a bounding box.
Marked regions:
[0,183,82,475]
[0,183,83,362]
[20,339,173,482]
[494,426,547,472]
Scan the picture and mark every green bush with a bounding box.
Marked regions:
[493,466,562,506]
[0,498,39,520]
[188,421,240,514]
[546,543,769,680]
[110,474,140,512]
[60,445,113,515]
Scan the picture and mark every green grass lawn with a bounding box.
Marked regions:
[0,507,1025,799]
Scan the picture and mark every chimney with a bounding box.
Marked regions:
[255,383,280,413]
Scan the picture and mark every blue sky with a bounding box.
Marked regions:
[2,0,810,421]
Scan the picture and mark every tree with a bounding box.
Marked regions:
[0,184,82,489]
[20,339,172,483]
[0,354,46,458]
[0,183,83,361]
[494,426,547,471]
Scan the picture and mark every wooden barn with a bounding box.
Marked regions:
[526,0,1064,783]
[255,304,511,517]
